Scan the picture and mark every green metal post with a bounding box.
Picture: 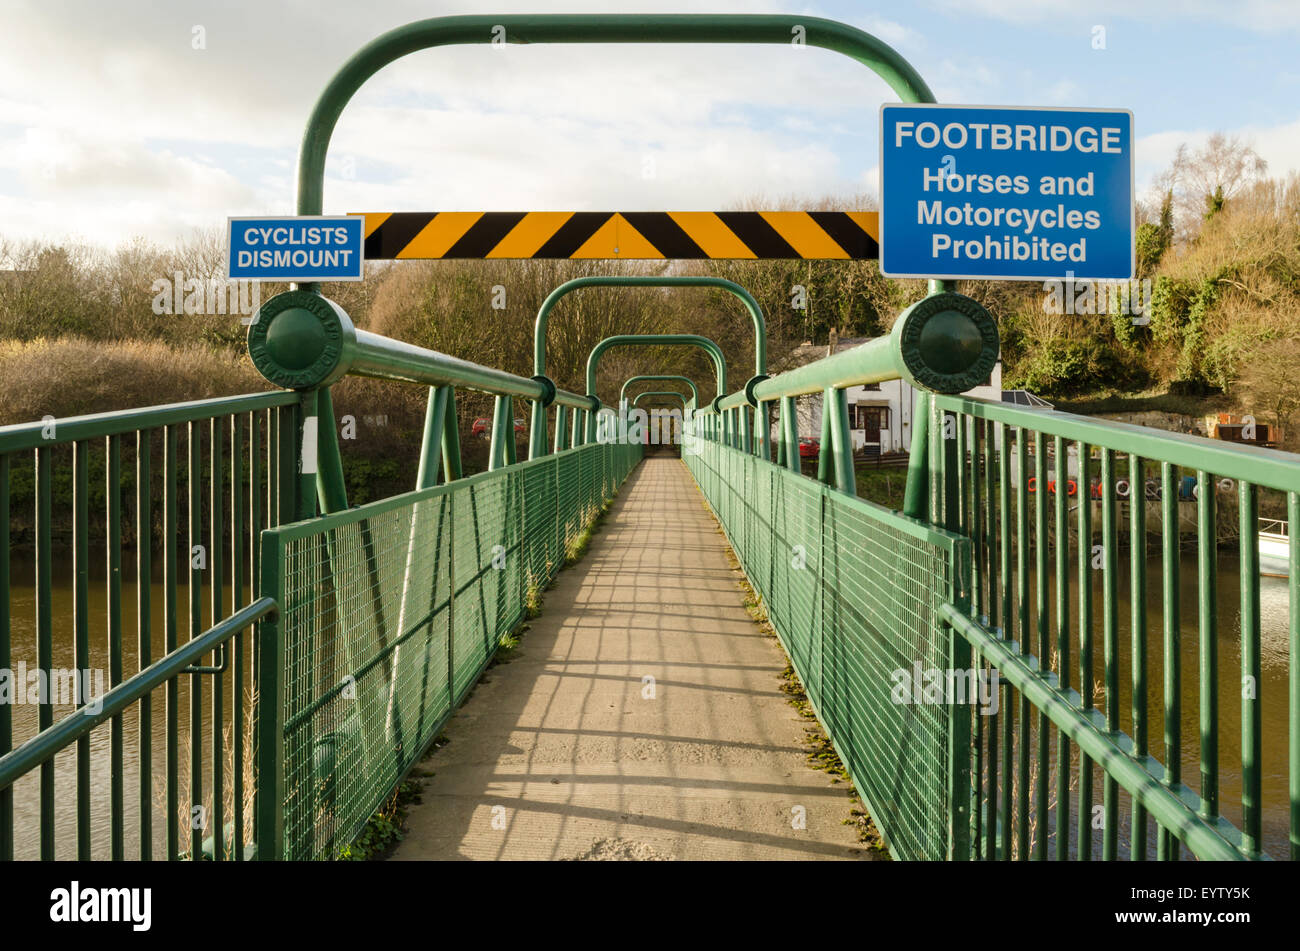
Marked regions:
[1077,442,1094,860]
[528,398,548,461]
[1055,435,1069,861]
[316,388,348,513]
[554,404,569,453]
[1196,471,1217,827]
[778,396,800,475]
[825,387,856,495]
[418,387,451,488]
[1130,453,1149,858]
[1101,449,1119,861]
[816,395,834,486]
[490,395,513,471]
[1239,481,1262,855]
[255,537,285,860]
[1290,491,1300,861]
[903,394,931,519]
[441,389,463,482]
[0,454,8,861]
[1161,462,1181,861]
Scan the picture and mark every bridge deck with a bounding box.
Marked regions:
[393,455,871,861]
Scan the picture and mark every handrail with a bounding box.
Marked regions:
[690,291,998,501]
[246,290,594,411]
[703,291,1000,415]
[0,599,276,792]
[939,602,1250,861]
[0,391,297,452]
[936,392,1300,494]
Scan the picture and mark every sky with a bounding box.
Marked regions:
[1,0,1298,248]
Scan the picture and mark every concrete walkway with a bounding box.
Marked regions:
[393,454,868,861]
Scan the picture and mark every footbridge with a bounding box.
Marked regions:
[1,13,1297,864]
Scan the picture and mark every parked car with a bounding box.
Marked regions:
[471,417,526,438]
[798,437,820,458]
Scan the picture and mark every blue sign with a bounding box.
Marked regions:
[879,105,1134,281]
[227,216,365,281]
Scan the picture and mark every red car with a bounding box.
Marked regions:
[798,437,820,458]
[471,417,526,438]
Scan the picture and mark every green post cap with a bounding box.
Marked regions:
[895,292,999,394]
[247,290,355,389]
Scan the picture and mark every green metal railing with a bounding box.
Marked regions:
[925,395,1300,860]
[685,434,970,860]
[256,438,640,860]
[0,390,305,860]
[241,262,650,859]
[684,331,1300,859]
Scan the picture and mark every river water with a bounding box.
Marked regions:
[5,553,255,860]
[978,540,1292,859]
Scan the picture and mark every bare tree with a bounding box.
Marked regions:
[1238,337,1300,447]
[1166,133,1268,240]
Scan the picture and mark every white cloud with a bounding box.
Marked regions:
[1135,117,1300,196]
[5,0,1295,250]
[0,0,927,246]
[926,0,1300,33]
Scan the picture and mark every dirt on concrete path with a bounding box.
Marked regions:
[392,454,869,861]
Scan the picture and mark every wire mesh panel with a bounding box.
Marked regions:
[821,490,956,860]
[278,491,452,860]
[520,457,559,590]
[264,439,640,860]
[684,439,966,860]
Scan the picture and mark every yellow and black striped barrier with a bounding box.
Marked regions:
[355,211,878,260]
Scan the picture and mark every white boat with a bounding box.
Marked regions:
[1258,518,1290,578]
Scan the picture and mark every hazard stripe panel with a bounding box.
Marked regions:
[356,211,879,260]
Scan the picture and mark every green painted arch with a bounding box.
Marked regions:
[632,391,689,408]
[586,334,727,407]
[620,375,699,406]
[535,276,766,379]
[296,14,935,231]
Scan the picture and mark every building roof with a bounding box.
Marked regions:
[1001,390,1054,408]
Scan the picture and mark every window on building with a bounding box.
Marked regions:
[851,405,889,432]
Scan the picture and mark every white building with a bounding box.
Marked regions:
[774,330,1006,455]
